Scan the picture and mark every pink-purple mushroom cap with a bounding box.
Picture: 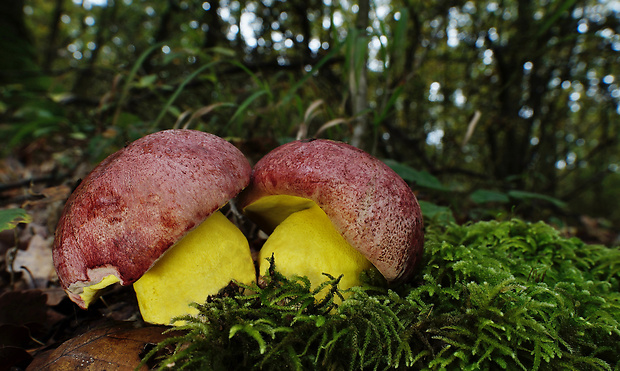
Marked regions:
[239,139,424,284]
[53,129,251,308]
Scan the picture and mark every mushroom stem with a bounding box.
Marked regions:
[133,211,255,325]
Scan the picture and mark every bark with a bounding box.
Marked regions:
[42,0,64,73]
[349,0,370,149]
[73,2,118,94]
[291,0,312,59]
[154,0,180,44]
[0,0,42,88]
[202,0,221,49]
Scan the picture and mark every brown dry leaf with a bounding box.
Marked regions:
[21,185,72,208]
[13,234,55,288]
[42,287,68,306]
[0,323,32,347]
[0,290,48,326]
[0,346,33,370]
[27,322,181,371]
[580,215,617,245]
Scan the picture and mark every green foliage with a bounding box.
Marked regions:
[5,0,620,223]
[385,159,567,222]
[0,208,31,233]
[418,200,456,225]
[141,220,619,370]
[384,160,448,192]
[469,190,511,204]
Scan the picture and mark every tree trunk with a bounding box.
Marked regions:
[349,0,369,149]
[0,0,44,89]
[202,0,222,49]
[73,2,118,94]
[42,0,64,73]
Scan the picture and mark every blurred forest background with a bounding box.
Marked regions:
[1,0,619,239]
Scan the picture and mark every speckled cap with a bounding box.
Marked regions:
[239,139,424,284]
[53,129,251,308]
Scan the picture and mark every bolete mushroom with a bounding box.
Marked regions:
[238,139,424,295]
[52,129,255,325]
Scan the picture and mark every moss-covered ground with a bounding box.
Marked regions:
[142,218,620,370]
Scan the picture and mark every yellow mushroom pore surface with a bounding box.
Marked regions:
[133,211,255,325]
[79,275,120,307]
[243,194,316,232]
[258,203,374,298]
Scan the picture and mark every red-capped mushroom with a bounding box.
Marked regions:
[238,139,424,295]
[53,129,255,324]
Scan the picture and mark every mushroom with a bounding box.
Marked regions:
[52,129,255,325]
[238,139,424,295]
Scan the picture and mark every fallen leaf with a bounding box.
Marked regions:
[580,215,617,245]
[0,323,31,347]
[0,346,33,370]
[14,234,55,289]
[0,208,32,233]
[0,289,48,326]
[42,287,68,307]
[21,185,72,208]
[27,322,181,371]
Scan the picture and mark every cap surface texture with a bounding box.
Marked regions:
[53,129,251,308]
[239,139,424,283]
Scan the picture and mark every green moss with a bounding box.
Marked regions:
[140,219,620,370]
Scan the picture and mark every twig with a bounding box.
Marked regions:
[461,110,481,149]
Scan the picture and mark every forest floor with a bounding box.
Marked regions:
[0,138,168,370]
[1,137,618,370]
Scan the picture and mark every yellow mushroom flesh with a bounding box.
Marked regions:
[246,195,376,298]
[133,211,256,325]
[76,211,255,325]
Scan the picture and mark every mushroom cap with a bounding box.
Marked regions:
[238,139,424,284]
[53,129,251,308]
